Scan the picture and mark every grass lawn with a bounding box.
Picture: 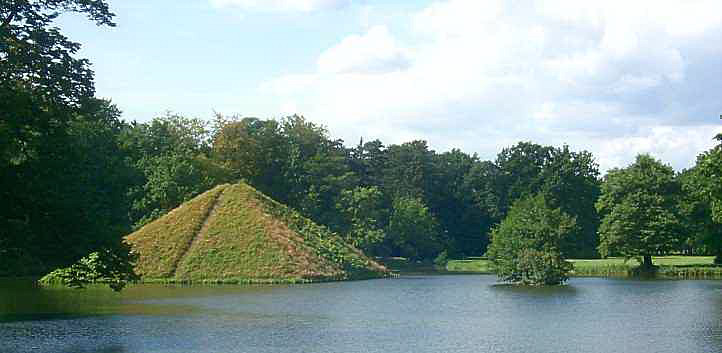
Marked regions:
[446,256,721,278]
[445,257,492,273]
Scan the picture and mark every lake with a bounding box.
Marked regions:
[1,275,721,353]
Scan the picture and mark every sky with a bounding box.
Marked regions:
[58,0,722,172]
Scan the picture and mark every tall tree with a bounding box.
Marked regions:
[349,138,387,188]
[336,186,387,254]
[596,154,683,268]
[383,140,435,200]
[121,113,229,228]
[1,0,115,165]
[493,142,600,258]
[430,149,488,256]
[543,146,601,258]
[387,196,443,260]
[680,139,722,263]
[1,1,125,275]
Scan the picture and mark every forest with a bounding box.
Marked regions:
[2,0,721,279]
[3,107,722,276]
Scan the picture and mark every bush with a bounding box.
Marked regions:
[434,250,449,268]
[485,194,575,285]
[39,247,139,291]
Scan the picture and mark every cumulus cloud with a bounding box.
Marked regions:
[318,26,411,74]
[260,0,722,171]
[209,0,351,12]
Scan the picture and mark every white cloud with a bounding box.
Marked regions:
[209,0,351,12]
[259,0,722,171]
[318,26,411,74]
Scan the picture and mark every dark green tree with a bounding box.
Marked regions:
[387,196,443,260]
[493,142,601,258]
[596,154,683,269]
[349,138,387,188]
[336,186,387,254]
[383,140,435,200]
[680,140,722,263]
[430,149,488,256]
[1,0,115,165]
[485,194,575,285]
[121,113,230,228]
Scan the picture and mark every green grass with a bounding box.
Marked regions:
[446,256,722,278]
[126,182,389,284]
[125,185,227,278]
[445,257,492,273]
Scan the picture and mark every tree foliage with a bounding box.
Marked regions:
[39,246,138,292]
[493,142,601,258]
[680,143,722,263]
[121,113,230,228]
[387,196,443,260]
[336,186,387,253]
[597,154,683,268]
[486,194,575,285]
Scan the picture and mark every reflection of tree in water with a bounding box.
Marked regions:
[490,283,580,297]
[704,287,722,350]
[57,344,128,353]
[1,316,128,353]
[0,279,128,353]
[0,279,121,320]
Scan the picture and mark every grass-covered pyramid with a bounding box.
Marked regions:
[125,183,389,283]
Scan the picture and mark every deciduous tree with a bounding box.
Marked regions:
[596,154,683,269]
[485,194,575,285]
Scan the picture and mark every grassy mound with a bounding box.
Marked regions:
[125,183,388,283]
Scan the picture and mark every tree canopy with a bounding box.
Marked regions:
[485,194,575,285]
[596,154,683,268]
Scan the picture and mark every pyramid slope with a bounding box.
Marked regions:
[125,185,226,278]
[125,182,388,283]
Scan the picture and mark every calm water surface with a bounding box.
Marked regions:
[1,275,721,353]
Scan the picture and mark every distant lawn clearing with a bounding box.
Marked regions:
[446,256,722,278]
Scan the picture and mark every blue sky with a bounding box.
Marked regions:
[58,0,722,171]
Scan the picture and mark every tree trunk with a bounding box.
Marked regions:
[642,255,653,268]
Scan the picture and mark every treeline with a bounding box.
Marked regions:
[2,1,721,277]
[209,115,602,260]
[4,107,722,276]
[0,110,600,274]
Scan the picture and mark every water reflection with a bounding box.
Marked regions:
[490,283,580,296]
[1,276,721,353]
[56,344,128,353]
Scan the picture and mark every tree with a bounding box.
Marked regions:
[383,140,435,200]
[494,142,601,258]
[1,0,115,166]
[1,100,137,275]
[336,186,387,254]
[121,113,230,228]
[430,150,489,257]
[678,168,722,261]
[596,154,683,269]
[697,135,722,223]
[543,146,601,258]
[680,140,722,263]
[211,115,286,193]
[485,194,575,285]
[387,196,443,260]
